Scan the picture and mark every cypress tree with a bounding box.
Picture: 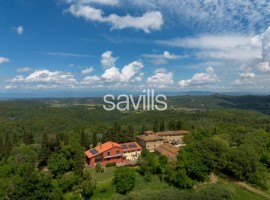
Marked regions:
[159,120,165,131]
[176,120,183,130]
[74,150,84,176]
[4,137,12,159]
[0,135,3,159]
[141,125,146,135]
[39,133,49,167]
[81,132,90,150]
[13,132,18,145]
[266,125,270,133]
[153,119,158,132]
[92,132,97,147]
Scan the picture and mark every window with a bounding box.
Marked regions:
[107,152,110,157]
[116,150,120,155]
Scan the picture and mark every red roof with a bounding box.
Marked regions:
[85,141,121,158]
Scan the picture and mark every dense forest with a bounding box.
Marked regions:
[1,97,270,199]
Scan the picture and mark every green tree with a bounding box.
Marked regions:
[81,132,90,150]
[266,125,270,133]
[23,127,34,145]
[153,119,158,132]
[113,167,135,194]
[92,132,98,147]
[81,180,94,199]
[159,120,165,131]
[176,120,183,130]
[74,150,84,176]
[48,153,70,177]
[39,132,49,167]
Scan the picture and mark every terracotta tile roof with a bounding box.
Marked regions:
[155,130,190,136]
[120,142,142,152]
[136,134,163,142]
[85,141,121,158]
[154,143,179,157]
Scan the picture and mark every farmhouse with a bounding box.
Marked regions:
[136,134,163,152]
[155,130,190,145]
[85,141,142,166]
[121,142,142,160]
[154,143,179,161]
[136,129,190,153]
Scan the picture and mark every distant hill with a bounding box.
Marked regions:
[0,94,270,114]
[168,94,270,114]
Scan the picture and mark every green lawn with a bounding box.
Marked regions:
[71,167,270,200]
[216,179,269,200]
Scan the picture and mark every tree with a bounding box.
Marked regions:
[81,180,94,199]
[153,119,158,132]
[39,132,49,167]
[95,163,102,173]
[92,132,97,147]
[159,120,165,131]
[4,135,12,159]
[81,132,90,150]
[176,120,183,130]
[51,183,63,200]
[74,150,84,176]
[140,125,147,135]
[266,125,270,133]
[0,135,3,159]
[48,153,70,177]
[113,167,135,194]
[13,132,18,145]
[23,128,34,145]
[168,120,176,131]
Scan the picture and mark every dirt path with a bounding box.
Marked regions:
[234,181,270,199]
[195,173,270,199]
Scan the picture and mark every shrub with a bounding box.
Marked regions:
[95,163,102,173]
[106,162,116,167]
[113,167,135,194]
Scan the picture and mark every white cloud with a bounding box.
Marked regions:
[64,0,119,6]
[156,35,252,50]
[5,85,17,90]
[240,72,255,79]
[178,66,219,88]
[133,72,144,82]
[14,26,24,35]
[156,35,263,63]
[121,61,144,82]
[66,3,163,33]
[81,75,101,84]
[16,67,32,73]
[232,72,256,86]
[147,68,174,88]
[0,57,10,64]
[81,66,93,74]
[142,51,187,65]
[101,61,144,82]
[101,67,121,82]
[258,62,270,73]
[9,70,77,88]
[126,0,270,33]
[46,52,91,58]
[101,51,117,68]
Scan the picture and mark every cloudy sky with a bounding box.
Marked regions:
[1,0,270,95]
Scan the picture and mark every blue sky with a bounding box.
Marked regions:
[1,0,270,96]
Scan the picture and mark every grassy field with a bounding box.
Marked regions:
[83,166,269,200]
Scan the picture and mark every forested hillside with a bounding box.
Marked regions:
[0,98,270,199]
